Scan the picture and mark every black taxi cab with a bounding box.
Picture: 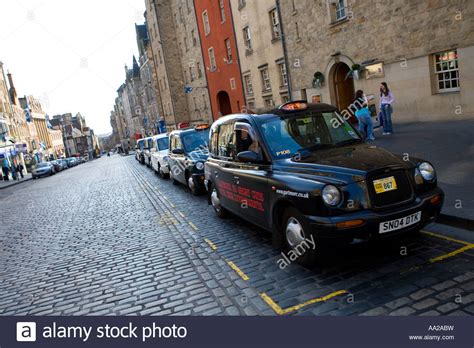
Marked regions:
[204,101,444,265]
[167,125,210,195]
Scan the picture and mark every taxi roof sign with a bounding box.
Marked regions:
[279,101,309,111]
[194,124,210,130]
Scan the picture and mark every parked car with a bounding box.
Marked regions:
[168,125,210,195]
[204,101,444,265]
[150,134,170,178]
[136,137,152,165]
[50,160,64,172]
[65,158,76,168]
[57,159,69,170]
[32,162,55,179]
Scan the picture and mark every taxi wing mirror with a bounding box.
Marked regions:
[237,151,261,164]
[172,148,184,155]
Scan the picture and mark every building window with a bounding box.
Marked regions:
[225,38,233,63]
[433,50,460,92]
[202,11,210,35]
[191,30,197,46]
[208,47,217,71]
[243,74,253,95]
[278,62,288,87]
[219,0,226,22]
[260,68,271,91]
[230,78,236,90]
[238,0,246,10]
[202,94,208,109]
[243,26,252,51]
[197,62,202,78]
[269,9,281,40]
[295,22,300,41]
[189,67,196,81]
[281,94,290,103]
[264,98,274,108]
[332,0,347,22]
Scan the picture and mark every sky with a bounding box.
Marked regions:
[0,0,144,135]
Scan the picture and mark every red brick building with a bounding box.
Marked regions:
[194,0,245,120]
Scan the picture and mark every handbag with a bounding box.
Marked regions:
[355,107,370,118]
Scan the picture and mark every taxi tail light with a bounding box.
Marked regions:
[430,194,442,205]
[279,101,309,111]
[336,219,365,229]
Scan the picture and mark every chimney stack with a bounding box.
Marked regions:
[7,71,18,105]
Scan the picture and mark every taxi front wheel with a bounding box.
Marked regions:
[282,207,319,266]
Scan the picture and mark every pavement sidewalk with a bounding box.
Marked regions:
[0,173,32,190]
[372,119,473,222]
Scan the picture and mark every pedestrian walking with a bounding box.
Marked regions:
[11,165,18,181]
[353,90,375,141]
[2,164,10,181]
[17,163,24,179]
[380,82,395,135]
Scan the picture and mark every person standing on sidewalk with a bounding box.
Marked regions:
[380,82,395,135]
[353,90,375,141]
[16,163,24,179]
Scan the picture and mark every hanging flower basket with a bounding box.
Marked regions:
[346,64,363,80]
[312,71,325,88]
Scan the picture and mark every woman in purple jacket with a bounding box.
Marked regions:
[380,82,395,135]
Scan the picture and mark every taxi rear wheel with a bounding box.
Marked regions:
[282,207,318,266]
[211,187,228,218]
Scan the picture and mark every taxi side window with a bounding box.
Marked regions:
[236,129,260,155]
[217,123,236,159]
[170,135,182,151]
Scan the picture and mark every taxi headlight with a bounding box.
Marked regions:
[195,161,204,170]
[322,185,341,206]
[419,162,435,181]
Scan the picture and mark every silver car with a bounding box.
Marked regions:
[32,162,55,179]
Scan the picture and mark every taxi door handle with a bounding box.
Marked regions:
[233,176,240,185]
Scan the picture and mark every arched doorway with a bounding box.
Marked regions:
[217,91,232,117]
[330,62,355,112]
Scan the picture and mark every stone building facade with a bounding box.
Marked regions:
[230,0,290,112]
[279,0,474,121]
[136,23,163,135]
[146,0,191,129]
[170,0,213,125]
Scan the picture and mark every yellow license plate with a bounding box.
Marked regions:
[373,176,397,194]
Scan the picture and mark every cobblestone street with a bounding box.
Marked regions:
[0,155,473,316]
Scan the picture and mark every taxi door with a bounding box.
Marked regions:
[225,122,272,230]
[168,134,186,184]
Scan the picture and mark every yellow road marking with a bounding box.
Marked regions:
[260,290,348,315]
[227,261,249,281]
[204,238,217,251]
[189,222,198,231]
[429,244,474,263]
[421,230,472,246]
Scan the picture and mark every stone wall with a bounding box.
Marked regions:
[279,0,474,121]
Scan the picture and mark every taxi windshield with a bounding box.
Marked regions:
[182,129,210,153]
[258,111,361,159]
[157,137,169,151]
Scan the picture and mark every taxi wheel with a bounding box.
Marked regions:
[187,176,200,196]
[211,187,228,218]
[282,207,318,266]
[159,165,169,179]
